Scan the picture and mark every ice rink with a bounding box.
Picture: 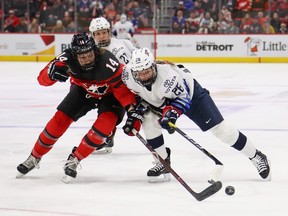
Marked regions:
[0,62,287,216]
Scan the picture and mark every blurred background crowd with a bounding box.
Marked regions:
[0,0,287,34]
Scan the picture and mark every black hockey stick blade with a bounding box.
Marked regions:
[195,181,222,201]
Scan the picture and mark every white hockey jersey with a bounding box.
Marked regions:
[122,63,195,109]
[103,37,135,65]
[112,21,135,40]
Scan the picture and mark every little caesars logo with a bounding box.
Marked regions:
[196,41,233,51]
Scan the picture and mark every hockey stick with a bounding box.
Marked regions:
[168,122,224,183]
[132,129,222,201]
[148,107,224,182]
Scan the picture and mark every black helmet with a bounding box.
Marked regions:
[71,33,99,70]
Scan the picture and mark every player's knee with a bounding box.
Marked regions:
[209,120,239,146]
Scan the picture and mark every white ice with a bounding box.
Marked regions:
[0,62,287,216]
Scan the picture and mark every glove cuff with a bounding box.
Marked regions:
[163,105,182,117]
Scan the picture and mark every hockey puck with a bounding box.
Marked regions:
[225,186,235,195]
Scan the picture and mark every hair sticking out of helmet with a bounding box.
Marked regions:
[71,33,99,71]
[130,48,157,87]
[89,17,111,47]
[120,14,127,24]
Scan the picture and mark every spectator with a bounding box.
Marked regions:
[91,0,103,18]
[278,0,288,18]
[192,1,204,17]
[199,11,214,32]
[171,21,182,33]
[185,10,201,32]
[279,22,287,34]
[182,20,196,34]
[39,0,50,27]
[127,11,139,29]
[4,9,20,32]
[16,16,28,33]
[66,21,76,33]
[262,20,275,33]
[172,10,186,32]
[77,0,91,18]
[62,11,72,28]
[129,1,149,27]
[225,19,240,34]
[250,17,263,33]
[174,1,190,18]
[270,12,281,33]
[235,0,252,11]
[197,20,211,34]
[221,4,232,21]
[211,21,220,34]
[239,13,253,33]
[29,17,42,33]
[281,14,288,27]
[256,11,266,26]
[183,0,194,12]
[51,20,66,33]
[104,1,118,23]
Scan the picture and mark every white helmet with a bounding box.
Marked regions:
[120,13,127,24]
[130,48,157,86]
[89,17,111,47]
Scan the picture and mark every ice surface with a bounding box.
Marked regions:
[0,62,287,216]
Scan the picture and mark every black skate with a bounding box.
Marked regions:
[147,148,171,183]
[16,154,41,178]
[250,150,271,181]
[62,147,81,183]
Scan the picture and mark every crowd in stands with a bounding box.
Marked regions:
[0,0,287,34]
[1,0,154,33]
[172,0,288,34]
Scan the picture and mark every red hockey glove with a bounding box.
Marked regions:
[160,106,182,134]
[48,60,69,82]
[123,109,144,136]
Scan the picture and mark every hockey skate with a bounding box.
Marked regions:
[250,150,271,181]
[62,147,81,183]
[93,133,114,154]
[147,148,171,183]
[16,154,41,178]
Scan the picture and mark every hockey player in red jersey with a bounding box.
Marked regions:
[16,33,143,183]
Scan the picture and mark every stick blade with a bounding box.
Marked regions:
[196,181,222,201]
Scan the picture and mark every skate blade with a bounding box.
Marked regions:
[148,173,171,183]
[92,147,112,154]
[62,175,72,184]
[16,172,25,178]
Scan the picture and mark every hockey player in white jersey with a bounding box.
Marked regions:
[89,17,136,153]
[122,47,271,182]
[112,14,135,40]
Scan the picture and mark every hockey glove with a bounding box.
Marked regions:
[160,106,182,134]
[48,60,69,82]
[123,109,144,136]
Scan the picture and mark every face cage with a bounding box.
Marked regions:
[132,65,157,87]
[92,29,111,48]
[97,38,111,48]
[75,49,97,71]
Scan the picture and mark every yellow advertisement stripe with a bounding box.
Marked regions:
[32,45,55,55]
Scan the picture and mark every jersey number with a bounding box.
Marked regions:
[172,83,184,96]
[119,53,129,64]
[106,58,119,72]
